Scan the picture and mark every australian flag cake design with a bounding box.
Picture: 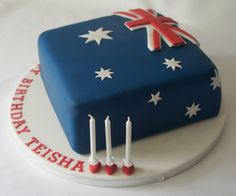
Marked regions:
[38,9,221,154]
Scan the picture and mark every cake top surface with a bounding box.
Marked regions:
[38,9,216,107]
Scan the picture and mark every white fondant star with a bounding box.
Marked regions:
[163,58,182,71]
[95,68,114,81]
[79,27,113,45]
[185,102,201,118]
[210,69,221,90]
[148,91,162,106]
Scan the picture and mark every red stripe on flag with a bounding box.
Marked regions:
[153,29,161,50]
[125,18,149,28]
[168,25,199,45]
[147,9,155,15]
[158,16,177,24]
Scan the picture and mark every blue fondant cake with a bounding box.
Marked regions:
[38,9,221,154]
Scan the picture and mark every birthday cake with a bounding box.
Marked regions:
[38,8,221,172]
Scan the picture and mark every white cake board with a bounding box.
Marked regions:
[9,65,226,187]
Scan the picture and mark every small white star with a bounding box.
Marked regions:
[210,69,221,90]
[95,68,114,81]
[148,91,162,106]
[185,102,201,118]
[163,58,182,71]
[79,27,113,45]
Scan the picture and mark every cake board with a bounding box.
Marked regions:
[9,64,226,187]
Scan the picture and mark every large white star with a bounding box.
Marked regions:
[185,102,201,118]
[210,69,221,90]
[95,68,114,81]
[79,27,113,45]
[163,58,182,71]
[148,91,162,106]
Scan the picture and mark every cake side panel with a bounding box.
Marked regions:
[73,65,221,154]
[38,33,81,151]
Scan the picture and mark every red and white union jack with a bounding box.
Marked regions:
[114,8,199,51]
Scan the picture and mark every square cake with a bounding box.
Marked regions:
[38,9,221,154]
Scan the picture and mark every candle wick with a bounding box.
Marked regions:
[127,116,130,121]
[106,116,110,120]
[88,114,93,119]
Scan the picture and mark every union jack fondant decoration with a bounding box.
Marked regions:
[114,8,199,51]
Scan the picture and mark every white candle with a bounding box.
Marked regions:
[88,114,97,164]
[105,116,113,165]
[125,116,132,166]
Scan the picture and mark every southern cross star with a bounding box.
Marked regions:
[148,91,162,106]
[163,58,182,71]
[79,27,113,45]
[95,68,114,81]
[210,69,221,90]
[185,102,201,118]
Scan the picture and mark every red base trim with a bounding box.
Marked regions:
[104,163,118,175]
[89,162,102,173]
[122,164,135,175]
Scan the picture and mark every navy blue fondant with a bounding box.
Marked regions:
[38,14,221,154]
